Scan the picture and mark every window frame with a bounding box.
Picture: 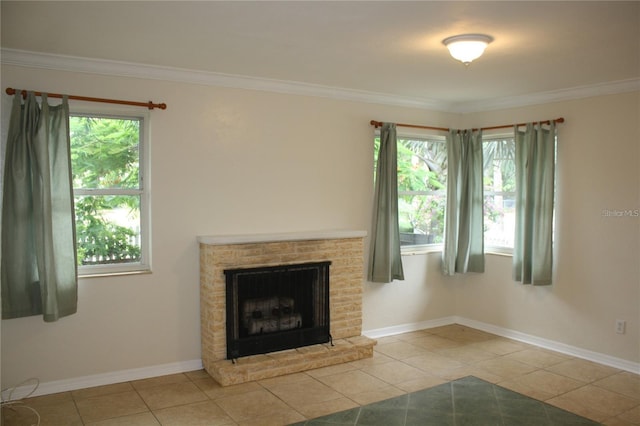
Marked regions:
[375,129,448,255]
[70,105,151,277]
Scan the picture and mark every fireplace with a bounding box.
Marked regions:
[224,261,331,359]
[198,231,376,385]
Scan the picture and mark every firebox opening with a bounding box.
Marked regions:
[224,261,331,360]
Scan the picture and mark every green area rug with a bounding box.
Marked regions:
[291,376,599,425]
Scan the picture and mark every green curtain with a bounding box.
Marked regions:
[368,123,404,283]
[442,129,485,275]
[2,92,78,321]
[513,122,556,285]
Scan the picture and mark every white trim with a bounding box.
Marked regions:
[364,316,640,374]
[3,48,639,113]
[0,48,448,111]
[455,317,640,374]
[363,316,457,339]
[197,230,367,246]
[457,78,640,113]
[3,359,203,400]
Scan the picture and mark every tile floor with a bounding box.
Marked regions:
[2,324,639,425]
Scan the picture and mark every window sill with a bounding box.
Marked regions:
[400,246,513,257]
[401,245,443,256]
[485,250,513,258]
[79,269,152,279]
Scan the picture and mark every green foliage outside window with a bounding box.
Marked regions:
[70,116,142,265]
[374,135,517,248]
[397,139,447,244]
[375,137,447,246]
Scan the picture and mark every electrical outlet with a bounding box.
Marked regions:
[615,319,626,334]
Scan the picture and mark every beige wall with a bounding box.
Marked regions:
[0,65,456,388]
[365,93,640,364]
[1,64,638,389]
[453,94,640,363]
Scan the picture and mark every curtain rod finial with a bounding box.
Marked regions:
[5,88,27,99]
[147,101,167,110]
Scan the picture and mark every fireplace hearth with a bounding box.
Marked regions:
[225,261,331,359]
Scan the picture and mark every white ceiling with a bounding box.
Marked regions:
[2,1,639,112]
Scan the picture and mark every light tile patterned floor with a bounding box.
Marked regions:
[2,325,639,425]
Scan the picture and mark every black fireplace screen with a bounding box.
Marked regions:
[224,261,331,360]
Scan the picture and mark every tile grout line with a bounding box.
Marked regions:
[129,379,161,425]
[448,381,457,426]
[184,372,243,425]
[255,376,308,423]
[69,394,85,425]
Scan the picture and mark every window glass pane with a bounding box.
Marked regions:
[398,139,447,192]
[70,116,140,189]
[483,139,515,193]
[75,195,141,265]
[484,193,515,248]
[483,138,516,249]
[397,138,446,246]
[399,193,446,245]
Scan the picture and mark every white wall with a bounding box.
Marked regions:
[1,64,638,391]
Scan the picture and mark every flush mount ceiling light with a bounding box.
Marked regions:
[442,34,494,65]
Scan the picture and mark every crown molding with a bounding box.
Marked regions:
[2,48,638,113]
[0,48,449,111]
[453,78,640,113]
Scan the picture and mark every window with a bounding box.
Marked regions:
[70,111,150,275]
[375,135,448,249]
[376,133,516,254]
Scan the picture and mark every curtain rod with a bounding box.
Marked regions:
[370,117,564,132]
[5,88,167,110]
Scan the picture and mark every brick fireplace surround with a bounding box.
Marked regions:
[198,231,377,386]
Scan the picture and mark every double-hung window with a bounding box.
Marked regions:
[70,110,150,276]
[378,132,516,254]
[376,135,448,251]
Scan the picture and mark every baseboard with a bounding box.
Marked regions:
[4,359,203,400]
[364,317,640,375]
[454,317,640,374]
[8,317,639,399]
[362,316,457,339]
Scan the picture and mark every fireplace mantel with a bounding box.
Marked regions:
[197,230,367,246]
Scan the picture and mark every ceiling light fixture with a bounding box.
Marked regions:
[442,34,493,65]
